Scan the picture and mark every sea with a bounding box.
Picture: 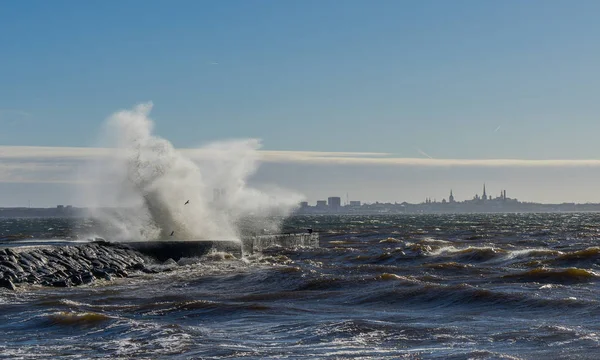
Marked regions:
[2,213,600,359]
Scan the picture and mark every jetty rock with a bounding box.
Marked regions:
[0,240,146,290]
[0,233,319,290]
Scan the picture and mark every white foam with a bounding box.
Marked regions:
[77,103,303,242]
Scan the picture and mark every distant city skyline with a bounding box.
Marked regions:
[301,184,514,207]
[5,184,600,217]
[1,172,599,208]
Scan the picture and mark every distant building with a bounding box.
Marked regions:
[328,197,341,210]
[316,200,327,208]
[349,201,361,206]
[299,201,308,208]
[449,190,455,203]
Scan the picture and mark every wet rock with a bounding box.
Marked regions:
[28,250,49,265]
[91,268,112,281]
[1,261,24,274]
[26,273,40,284]
[0,240,149,290]
[0,254,18,265]
[69,274,83,286]
[81,247,98,260]
[20,252,44,268]
[5,248,18,258]
[74,256,93,268]
[131,263,146,271]
[141,267,160,274]
[47,261,68,273]
[0,264,16,277]
[52,279,71,287]
[163,258,178,266]
[52,269,67,279]
[81,271,95,284]
[36,267,55,277]
[18,257,37,271]
[0,277,16,291]
[91,267,106,278]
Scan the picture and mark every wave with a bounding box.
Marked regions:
[423,261,473,270]
[45,311,113,327]
[374,273,412,281]
[502,268,598,284]
[550,247,600,266]
[379,237,402,243]
[506,248,563,259]
[423,246,507,262]
[77,103,302,241]
[151,299,272,314]
[353,282,593,311]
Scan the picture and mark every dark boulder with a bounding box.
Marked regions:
[0,277,16,291]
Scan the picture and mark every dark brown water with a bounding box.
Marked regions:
[2,213,600,359]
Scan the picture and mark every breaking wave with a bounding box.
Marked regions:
[78,103,303,241]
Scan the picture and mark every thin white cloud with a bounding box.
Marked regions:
[0,146,113,159]
[0,146,388,160]
[0,165,76,184]
[3,145,600,185]
[494,125,501,132]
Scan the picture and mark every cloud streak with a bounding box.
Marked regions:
[3,145,600,167]
[3,144,600,184]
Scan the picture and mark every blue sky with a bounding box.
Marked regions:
[2,1,600,206]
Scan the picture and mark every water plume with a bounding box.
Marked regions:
[78,102,303,241]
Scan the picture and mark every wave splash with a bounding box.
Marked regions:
[79,102,303,241]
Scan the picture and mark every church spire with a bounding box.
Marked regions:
[449,189,455,203]
[482,183,487,200]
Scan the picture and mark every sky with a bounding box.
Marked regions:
[2,0,600,206]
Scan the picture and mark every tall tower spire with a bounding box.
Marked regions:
[482,183,487,200]
[449,189,455,203]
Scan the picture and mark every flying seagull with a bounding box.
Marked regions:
[170,231,174,236]
[184,200,190,205]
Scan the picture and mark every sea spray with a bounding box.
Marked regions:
[78,102,303,241]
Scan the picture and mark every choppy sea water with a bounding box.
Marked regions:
[2,213,600,359]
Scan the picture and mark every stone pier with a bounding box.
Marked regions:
[242,233,320,253]
[0,233,319,290]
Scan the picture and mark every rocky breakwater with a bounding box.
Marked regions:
[0,240,147,291]
[0,233,321,291]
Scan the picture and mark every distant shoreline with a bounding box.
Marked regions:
[3,205,600,218]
